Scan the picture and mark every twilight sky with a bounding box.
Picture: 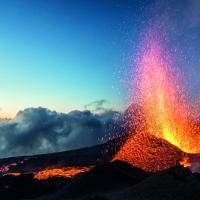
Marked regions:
[0,0,200,118]
[0,0,143,118]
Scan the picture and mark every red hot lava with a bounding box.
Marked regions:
[33,167,92,180]
[114,28,200,171]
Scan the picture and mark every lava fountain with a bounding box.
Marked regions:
[114,29,200,171]
[133,38,200,153]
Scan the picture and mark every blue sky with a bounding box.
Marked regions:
[0,0,200,117]
[0,0,150,117]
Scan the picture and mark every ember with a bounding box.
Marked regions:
[132,37,200,153]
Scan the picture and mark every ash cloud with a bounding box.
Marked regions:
[0,106,122,158]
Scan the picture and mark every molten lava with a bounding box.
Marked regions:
[180,156,191,168]
[5,172,21,176]
[114,29,200,171]
[0,162,17,173]
[0,158,30,174]
[34,167,92,180]
[114,132,186,172]
[134,39,200,153]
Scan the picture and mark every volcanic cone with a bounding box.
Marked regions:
[113,131,187,172]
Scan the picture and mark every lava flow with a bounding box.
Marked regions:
[34,167,92,180]
[0,162,17,173]
[114,28,200,171]
[0,157,30,174]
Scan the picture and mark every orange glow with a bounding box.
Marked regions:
[130,37,200,153]
[0,162,17,173]
[114,131,186,172]
[5,172,21,176]
[0,158,30,174]
[179,156,191,168]
[33,167,92,180]
[114,30,200,171]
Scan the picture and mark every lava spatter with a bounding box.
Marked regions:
[114,27,200,171]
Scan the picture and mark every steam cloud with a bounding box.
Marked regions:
[0,103,122,158]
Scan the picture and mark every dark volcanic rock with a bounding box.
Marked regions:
[0,174,68,200]
[0,143,109,175]
[37,160,149,200]
[0,139,199,200]
[58,160,149,199]
[36,162,200,200]
[108,165,200,200]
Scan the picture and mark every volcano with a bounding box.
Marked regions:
[1,17,200,200]
[0,139,199,200]
[113,131,187,172]
[111,25,200,175]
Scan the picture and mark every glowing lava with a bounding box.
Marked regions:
[132,36,199,153]
[0,158,30,174]
[114,132,186,172]
[114,29,200,171]
[0,162,17,173]
[180,156,191,168]
[5,172,21,176]
[134,38,200,153]
[33,167,92,180]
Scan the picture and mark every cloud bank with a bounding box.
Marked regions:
[0,106,122,158]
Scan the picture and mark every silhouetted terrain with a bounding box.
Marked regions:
[0,138,200,200]
[37,161,200,200]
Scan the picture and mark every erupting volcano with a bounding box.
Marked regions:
[114,29,200,171]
